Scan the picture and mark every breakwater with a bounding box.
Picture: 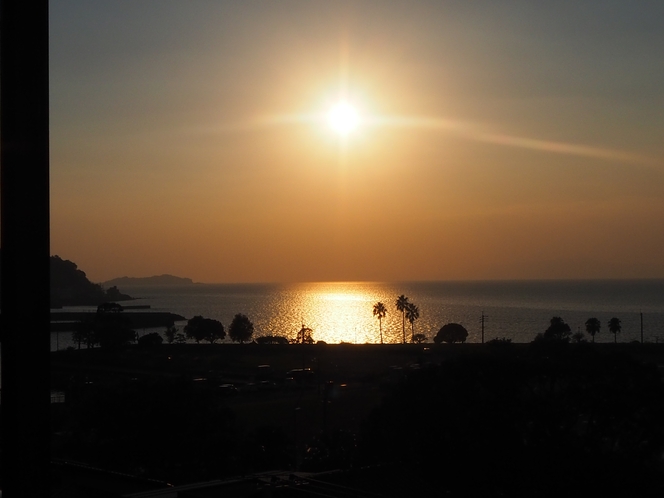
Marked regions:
[50,311,186,332]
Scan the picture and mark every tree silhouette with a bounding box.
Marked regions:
[184,315,225,344]
[72,318,95,349]
[434,323,468,344]
[229,313,254,344]
[572,331,586,343]
[608,317,622,343]
[405,302,420,343]
[585,317,601,343]
[395,295,409,344]
[412,333,427,344]
[372,302,387,344]
[93,304,135,349]
[164,325,178,344]
[137,332,163,347]
[544,317,572,342]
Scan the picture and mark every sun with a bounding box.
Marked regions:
[327,102,360,134]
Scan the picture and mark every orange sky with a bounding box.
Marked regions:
[49,1,664,283]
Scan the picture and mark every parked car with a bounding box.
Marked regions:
[286,368,315,384]
[218,383,239,396]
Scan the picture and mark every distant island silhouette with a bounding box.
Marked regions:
[103,274,195,287]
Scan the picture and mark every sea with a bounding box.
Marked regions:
[51,280,664,351]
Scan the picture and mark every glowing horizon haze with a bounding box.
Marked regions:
[49,1,664,284]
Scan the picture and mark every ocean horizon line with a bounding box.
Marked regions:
[113,277,664,287]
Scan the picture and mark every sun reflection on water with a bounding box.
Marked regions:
[51,280,664,350]
[262,282,404,345]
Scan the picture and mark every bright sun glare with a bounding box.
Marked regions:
[327,102,359,134]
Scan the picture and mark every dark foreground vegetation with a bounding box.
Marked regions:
[362,344,664,496]
[51,342,664,496]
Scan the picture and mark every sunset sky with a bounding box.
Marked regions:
[50,1,664,284]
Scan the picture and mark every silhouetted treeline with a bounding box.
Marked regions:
[0,251,132,307]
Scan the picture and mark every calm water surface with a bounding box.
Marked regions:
[51,280,664,349]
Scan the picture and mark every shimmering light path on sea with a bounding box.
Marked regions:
[51,280,664,349]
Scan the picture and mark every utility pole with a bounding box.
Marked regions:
[481,312,485,344]
[641,312,644,344]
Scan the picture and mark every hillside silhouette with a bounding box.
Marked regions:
[51,255,133,307]
[0,250,133,307]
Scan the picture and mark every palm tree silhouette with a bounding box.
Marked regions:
[405,302,420,343]
[608,317,622,343]
[395,295,409,344]
[585,317,601,343]
[373,302,387,344]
